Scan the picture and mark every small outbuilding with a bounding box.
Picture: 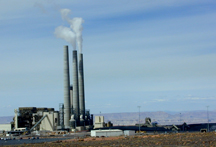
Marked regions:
[0,124,12,131]
[91,129,123,137]
[94,116,105,129]
[124,130,135,136]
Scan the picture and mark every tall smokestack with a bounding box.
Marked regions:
[72,50,80,125]
[70,86,73,114]
[79,53,85,125]
[63,45,71,128]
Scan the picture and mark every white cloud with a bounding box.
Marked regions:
[184,96,216,100]
[154,99,168,102]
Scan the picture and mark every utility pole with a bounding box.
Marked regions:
[138,106,141,134]
[207,106,209,132]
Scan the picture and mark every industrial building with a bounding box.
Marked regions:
[94,116,113,129]
[91,129,135,137]
[11,46,93,132]
[13,107,59,132]
[0,124,11,131]
[94,116,105,129]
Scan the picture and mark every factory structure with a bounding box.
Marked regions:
[1,45,216,135]
[11,46,93,132]
[63,45,93,130]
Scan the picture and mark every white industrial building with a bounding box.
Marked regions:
[94,116,105,129]
[38,111,59,131]
[91,129,123,137]
[91,129,135,137]
[0,124,12,131]
[124,130,136,136]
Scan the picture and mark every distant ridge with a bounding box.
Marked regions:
[0,116,13,124]
[94,111,216,126]
[1,110,215,125]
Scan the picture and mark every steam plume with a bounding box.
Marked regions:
[68,17,84,53]
[54,26,76,49]
[60,9,71,21]
[55,8,84,52]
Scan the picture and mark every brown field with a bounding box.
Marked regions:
[3,132,216,147]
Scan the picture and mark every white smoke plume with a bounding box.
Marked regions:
[68,17,84,53]
[55,8,84,52]
[60,9,71,21]
[54,26,76,49]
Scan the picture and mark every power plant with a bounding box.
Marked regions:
[1,46,216,137]
[63,45,93,130]
[6,45,216,136]
[11,45,93,132]
[6,9,93,133]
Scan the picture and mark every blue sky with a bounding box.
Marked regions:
[0,0,216,116]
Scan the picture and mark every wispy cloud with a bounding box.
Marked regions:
[154,99,168,102]
[184,96,216,100]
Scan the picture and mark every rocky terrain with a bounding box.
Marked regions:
[2,132,216,147]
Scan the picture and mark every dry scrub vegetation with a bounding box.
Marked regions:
[3,132,216,147]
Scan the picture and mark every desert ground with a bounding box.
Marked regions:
[1,132,216,147]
